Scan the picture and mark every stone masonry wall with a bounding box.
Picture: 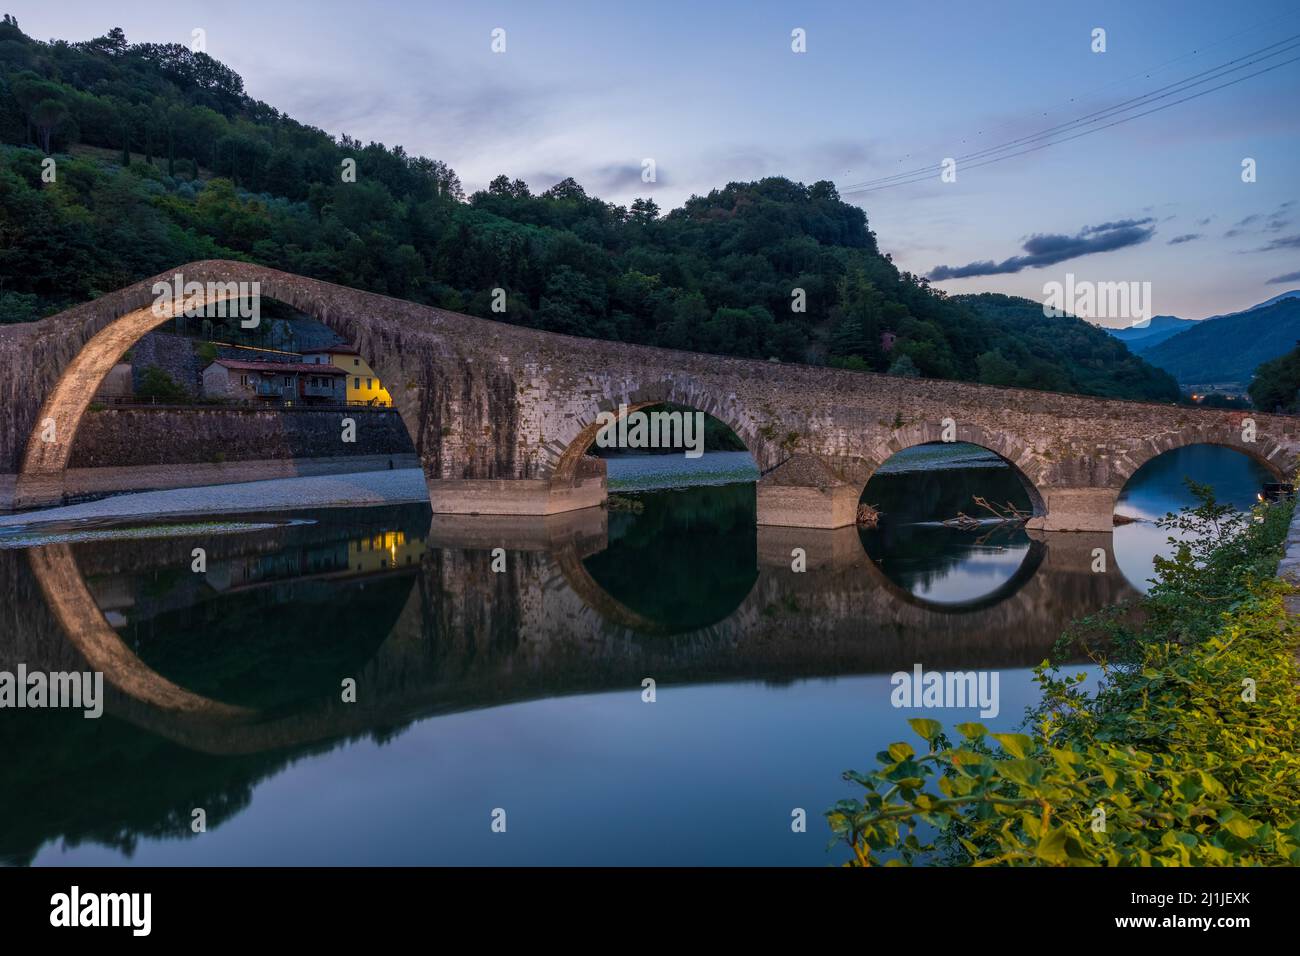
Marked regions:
[69,406,414,468]
[127,331,202,397]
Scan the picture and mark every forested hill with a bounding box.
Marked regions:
[0,17,1178,403]
[952,294,1180,400]
[1142,298,1300,387]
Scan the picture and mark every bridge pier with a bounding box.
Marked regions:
[755,454,858,529]
[425,474,607,517]
[1026,487,1119,533]
[426,456,608,517]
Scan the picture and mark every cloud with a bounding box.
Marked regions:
[926,218,1156,280]
[1253,235,1300,252]
[1080,218,1154,234]
[580,162,671,195]
[1224,202,1297,239]
[1267,270,1300,284]
[1225,213,1259,239]
[1196,216,1214,227]
[1168,233,1202,245]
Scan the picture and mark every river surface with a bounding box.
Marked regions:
[0,444,1274,866]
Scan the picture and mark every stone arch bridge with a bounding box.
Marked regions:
[2,260,1296,530]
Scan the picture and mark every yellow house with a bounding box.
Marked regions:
[302,346,392,406]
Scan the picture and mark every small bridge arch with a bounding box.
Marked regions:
[1108,428,1291,489]
[551,381,770,483]
[857,423,1049,519]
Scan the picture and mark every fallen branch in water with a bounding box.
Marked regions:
[942,498,1029,530]
[973,496,1030,522]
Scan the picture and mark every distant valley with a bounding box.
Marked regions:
[1102,290,1300,387]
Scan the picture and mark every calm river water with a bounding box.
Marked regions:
[0,443,1273,866]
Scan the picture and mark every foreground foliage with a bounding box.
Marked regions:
[828,487,1300,865]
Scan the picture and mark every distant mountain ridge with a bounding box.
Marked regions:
[1108,314,1197,352]
[1104,289,1300,353]
[1136,295,1300,387]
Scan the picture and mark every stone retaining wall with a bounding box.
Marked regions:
[70,405,414,468]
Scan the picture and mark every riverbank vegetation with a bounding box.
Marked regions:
[828,485,1300,865]
[1248,344,1300,413]
[0,18,1179,403]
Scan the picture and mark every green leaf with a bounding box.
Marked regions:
[908,718,943,742]
[991,733,1034,758]
[996,758,1044,788]
[1217,812,1259,840]
[1035,827,1070,864]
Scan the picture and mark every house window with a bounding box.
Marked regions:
[367,378,373,389]
[354,377,360,390]
[354,358,360,366]
[240,374,249,386]
[284,376,292,387]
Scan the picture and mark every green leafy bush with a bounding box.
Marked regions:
[828,486,1300,866]
[135,365,190,403]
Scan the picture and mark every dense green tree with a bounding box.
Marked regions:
[136,365,189,402]
[887,354,920,378]
[976,349,1018,386]
[1248,344,1300,412]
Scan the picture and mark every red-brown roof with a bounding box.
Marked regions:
[209,359,346,376]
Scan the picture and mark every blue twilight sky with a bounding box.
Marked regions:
[9,0,1300,320]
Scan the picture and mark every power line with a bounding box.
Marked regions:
[837,33,1300,195]
[843,52,1300,195]
[845,33,1300,190]
[844,34,1300,190]
[880,8,1300,163]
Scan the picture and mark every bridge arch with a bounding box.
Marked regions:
[858,423,1048,518]
[551,382,770,482]
[1109,427,1290,489]
[11,262,441,509]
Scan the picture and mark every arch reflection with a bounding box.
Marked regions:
[858,442,1042,608]
[582,483,759,635]
[1113,443,1277,592]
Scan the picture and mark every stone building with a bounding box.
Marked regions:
[201,359,346,405]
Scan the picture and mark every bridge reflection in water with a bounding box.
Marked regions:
[0,499,1136,864]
